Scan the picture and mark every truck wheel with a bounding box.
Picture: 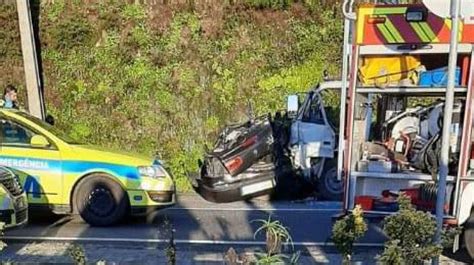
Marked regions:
[464,211,474,258]
[318,159,343,201]
[74,175,128,226]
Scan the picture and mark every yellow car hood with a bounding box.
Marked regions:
[67,145,155,167]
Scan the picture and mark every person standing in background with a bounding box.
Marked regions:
[1,84,20,109]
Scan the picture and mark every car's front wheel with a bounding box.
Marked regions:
[318,159,343,201]
[74,175,128,226]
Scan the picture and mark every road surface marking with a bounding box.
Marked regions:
[167,207,341,212]
[2,236,384,247]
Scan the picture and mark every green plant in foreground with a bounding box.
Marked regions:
[67,244,87,265]
[331,204,368,263]
[254,252,287,265]
[253,215,293,255]
[441,226,462,248]
[288,250,301,265]
[378,194,442,264]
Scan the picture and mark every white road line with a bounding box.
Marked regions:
[167,207,341,212]
[2,236,384,247]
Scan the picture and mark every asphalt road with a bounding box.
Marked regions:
[4,194,386,246]
[3,194,472,263]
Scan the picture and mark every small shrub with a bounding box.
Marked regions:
[253,215,292,255]
[378,194,442,264]
[377,240,404,265]
[331,205,368,263]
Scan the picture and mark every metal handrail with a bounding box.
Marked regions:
[342,0,356,20]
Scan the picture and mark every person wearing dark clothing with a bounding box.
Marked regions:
[1,85,20,109]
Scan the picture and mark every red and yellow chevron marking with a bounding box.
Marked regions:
[356,5,474,45]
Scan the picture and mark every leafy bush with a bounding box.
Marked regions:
[378,195,442,264]
[331,205,368,263]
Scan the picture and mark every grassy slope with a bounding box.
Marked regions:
[0,1,342,191]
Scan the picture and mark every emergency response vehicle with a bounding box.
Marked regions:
[0,108,175,226]
[0,166,28,228]
[339,0,474,258]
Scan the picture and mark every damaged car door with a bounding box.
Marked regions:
[289,90,341,200]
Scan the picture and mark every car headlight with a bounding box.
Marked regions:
[138,165,169,179]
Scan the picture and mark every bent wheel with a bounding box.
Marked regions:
[74,175,128,226]
[318,159,343,201]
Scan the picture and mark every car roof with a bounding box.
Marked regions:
[0,108,29,115]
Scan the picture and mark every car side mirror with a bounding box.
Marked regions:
[45,114,55,126]
[30,135,50,148]
[287,95,299,116]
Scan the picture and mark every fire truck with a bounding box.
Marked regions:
[338,0,474,258]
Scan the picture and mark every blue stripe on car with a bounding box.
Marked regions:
[0,155,140,179]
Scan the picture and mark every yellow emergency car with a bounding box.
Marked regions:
[0,167,28,228]
[0,109,175,226]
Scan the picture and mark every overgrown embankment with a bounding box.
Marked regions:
[0,1,342,191]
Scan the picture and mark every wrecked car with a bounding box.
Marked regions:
[190,81,343,203]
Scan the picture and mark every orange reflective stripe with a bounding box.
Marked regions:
[446,20,464,41]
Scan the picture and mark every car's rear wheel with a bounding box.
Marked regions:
[74,175,128,226]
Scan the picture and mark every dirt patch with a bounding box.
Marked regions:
[195,2,225,39]
[249,8,290,30]
[148,3,173,34]
[0,64,24,89]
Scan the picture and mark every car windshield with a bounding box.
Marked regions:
[16,112,83,145]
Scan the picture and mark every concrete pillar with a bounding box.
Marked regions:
[16,0,45,119]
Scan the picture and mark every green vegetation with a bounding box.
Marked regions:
[331,205,368,263]
[0,1,342,191]
[378,195,442,264]
[253,214,293,255]
[67,244,87,265]
[252,215,300,265]
[0,222,6,251]
[254,252,287,265]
